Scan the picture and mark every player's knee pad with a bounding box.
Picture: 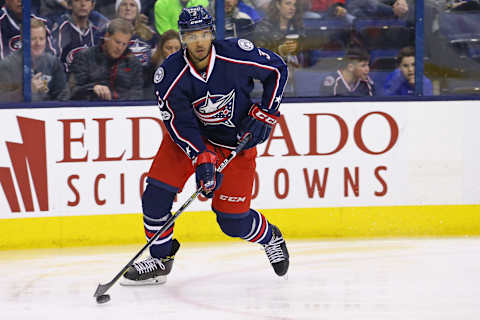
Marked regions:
[215,209,254,238]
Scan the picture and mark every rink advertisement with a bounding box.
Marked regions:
[0,101,479,248]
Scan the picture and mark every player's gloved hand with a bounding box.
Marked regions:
[237,104,280,149]
[194,150,223,198]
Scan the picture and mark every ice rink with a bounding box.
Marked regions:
[1,238,479,320]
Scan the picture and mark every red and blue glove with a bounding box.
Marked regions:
[237,104,280,149]
[194,150,223,198]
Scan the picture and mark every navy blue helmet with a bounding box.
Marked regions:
[178,6,215,34]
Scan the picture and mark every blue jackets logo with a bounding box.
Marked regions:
[193,90,236,127]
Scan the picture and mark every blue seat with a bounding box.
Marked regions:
[369,71,393,96]
[304,18,352,49]
[354,18,411,50]
[293,69,327,96]
[370,49,398,70]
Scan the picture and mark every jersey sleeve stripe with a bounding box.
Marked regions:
[216,54,281,110]
[163,65,189,100]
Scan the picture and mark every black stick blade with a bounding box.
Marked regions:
[93,282,112,297]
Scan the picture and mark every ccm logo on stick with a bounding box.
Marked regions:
[219,195,246,202]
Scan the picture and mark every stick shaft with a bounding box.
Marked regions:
[94,134,251,297]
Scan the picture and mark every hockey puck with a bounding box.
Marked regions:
[96,294,111,304]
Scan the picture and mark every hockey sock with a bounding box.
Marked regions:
[216,209,273,245]
[142,182,176,258]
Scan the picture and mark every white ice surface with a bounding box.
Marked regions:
[1,238,479,320]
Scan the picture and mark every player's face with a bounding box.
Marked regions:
[104,31,131,59]
[352,60,370,81]
[399,56,415,84]
[162,38,181,59]
[117,0,138,22]
[184,29,213,63]
[31,27,47,58]
[71,0,94,19]
[276,0,296,20]
[5,0,22,17]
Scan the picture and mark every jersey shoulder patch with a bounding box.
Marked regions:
[237,38,254,51]
[154,67,164,84]
[323,76,335,87]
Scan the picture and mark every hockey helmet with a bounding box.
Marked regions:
[178,6,215,35]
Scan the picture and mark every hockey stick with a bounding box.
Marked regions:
[93,133,251,299]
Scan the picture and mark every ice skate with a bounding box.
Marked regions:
[120,239,180,286]
[263,225,289,276]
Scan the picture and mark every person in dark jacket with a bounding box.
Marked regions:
[253,0,307,67]
[69,17,143,100]
[0,18,69,102]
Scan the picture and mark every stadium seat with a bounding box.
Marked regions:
[370,49,398,71]
[445,78,480,95]
[292,69,326,96]
[303,18,352,50]
[438,11,480,57]
[354,19,411,50]
[369,71,392,96]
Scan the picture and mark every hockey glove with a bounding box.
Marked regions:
[237,104,280,149]
[194,150,223,198]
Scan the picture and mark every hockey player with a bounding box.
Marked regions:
[320,47,376,97]
[121,6,289,286]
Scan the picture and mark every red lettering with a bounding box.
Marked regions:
[120,173,125,204]
[67,174,80,206]
[274,168,289,199]
[303,168,328,198]
[94,174,106,205]
[92,118,125,161]
[58,119,88,163]
[305,113,348,156]
[354,112,399,155]
[127,117,164,161]
[374,166,388,196]
[344,167,359,197]
[260,116,300,157]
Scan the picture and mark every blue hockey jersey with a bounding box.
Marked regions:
[153,38,288,160]
[320,70,375,97]
[54,15,99,72]
[0,7,56,60]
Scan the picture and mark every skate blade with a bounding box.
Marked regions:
[119,276,167,286]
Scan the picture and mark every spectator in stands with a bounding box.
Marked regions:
[143,29,181,99]
[446,0,480,11]
[383,46,433,95]
[217,0,257,39]
[347,0,409,19]
[154,0,209,35]
[304,0,355,24]
[320,47,376,96]
[151,29,181,66]
[97,0,157,67]
[253,0,307,67]
[210,0,263,23]
[0,18,69,102]
[69,18,143,100]
[53,0,109,72]
[0,0,56,59]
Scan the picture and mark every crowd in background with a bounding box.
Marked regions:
[0,0,479,102]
